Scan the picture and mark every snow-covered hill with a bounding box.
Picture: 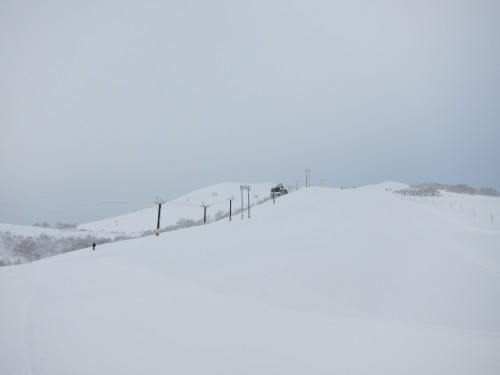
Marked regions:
[78,182,276,235]
[1,183,500,374]
[0,183,276,264]
[0,223,84,238]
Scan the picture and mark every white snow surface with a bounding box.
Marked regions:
[0,183,276,264]
[0,223,79,238]
[78,182,276,235]
[1,183,500,374]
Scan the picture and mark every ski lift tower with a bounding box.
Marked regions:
[155,197,165,236]
[240,185,251,219]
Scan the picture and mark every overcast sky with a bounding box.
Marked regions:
[1,0,499,225]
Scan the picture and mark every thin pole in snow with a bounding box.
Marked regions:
[157,203,161,235]
[228,198,233,221]
[247,186,251,218]
[155,197,165,236]
[202,203,208,224]
[240,185,251,218]
[240,185,244,219]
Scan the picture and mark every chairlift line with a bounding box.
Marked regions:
[0,199,217,208]
[0,199,156,205]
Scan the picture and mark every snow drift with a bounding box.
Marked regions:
[1,182,499,374]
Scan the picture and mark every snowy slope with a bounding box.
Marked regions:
[0,223,113,265]
[78,182,275,235]
[0,183,276,264]
[1,183,499,374]
[0,223,81,238]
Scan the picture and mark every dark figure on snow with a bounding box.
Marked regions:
[92,243,96,251]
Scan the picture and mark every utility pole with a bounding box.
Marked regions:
[240,185,251,218]
[157,203,162,235]
[202,203,208,224]
[247,185,251,218]
[228,198,234,221]
[240,185,244,219]
[306,169,310,188]
[155,197,165,236]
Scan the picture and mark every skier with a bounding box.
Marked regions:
[92,243,96,251]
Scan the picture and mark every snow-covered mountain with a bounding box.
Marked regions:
[1,182,500,374]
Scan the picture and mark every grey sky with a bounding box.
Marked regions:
[1,0,499,225]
